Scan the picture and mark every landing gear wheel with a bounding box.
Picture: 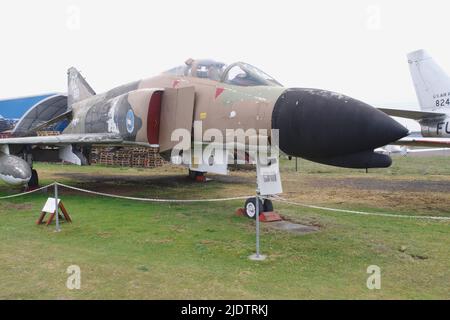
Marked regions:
[27,169,39,189]
[263,199,273,212]
[244,197,264,219]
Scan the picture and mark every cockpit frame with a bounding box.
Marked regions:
[164,59,282,87]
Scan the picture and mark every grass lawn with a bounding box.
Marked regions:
[0,157,449,299]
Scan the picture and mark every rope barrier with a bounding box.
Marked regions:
[1,182,449,221]
[268,195,450,221]
[55,182,251,203]
[0,183,54,199]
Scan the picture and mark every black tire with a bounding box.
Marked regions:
[244,197,263,219]
[27,169,39,188]
[263,199,274,213]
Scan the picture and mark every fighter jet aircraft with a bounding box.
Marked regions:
[379,50,450,147]
[0,59,407,193]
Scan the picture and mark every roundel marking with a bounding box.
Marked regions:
[126,109,135,134]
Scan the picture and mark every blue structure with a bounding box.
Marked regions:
[0,94,56,119]
[0,93,69,133]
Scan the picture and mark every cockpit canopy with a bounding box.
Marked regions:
[164,59,282,87]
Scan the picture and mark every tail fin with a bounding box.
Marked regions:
[67,67,96,107]
[407,49,450,111]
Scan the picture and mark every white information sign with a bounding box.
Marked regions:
[42,197,61,214]
[256,156,283,196]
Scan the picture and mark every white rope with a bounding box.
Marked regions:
[0,183,54,199]
[269,196,450,221]
[55,182,251,203]
[1,181,448,221]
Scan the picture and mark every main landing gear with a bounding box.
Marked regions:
[27,169,39,189]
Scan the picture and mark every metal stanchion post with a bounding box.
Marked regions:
[249,189,266,261]
[255,191,260,257]
[54,182,60,232]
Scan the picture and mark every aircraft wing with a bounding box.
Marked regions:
[393,137,450,148]
[377,108,446,120]
[0,133,123,146]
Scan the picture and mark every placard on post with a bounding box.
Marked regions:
[36,197,72,226]
[256,156,283,196]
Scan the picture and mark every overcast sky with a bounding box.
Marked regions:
[1,0,450,112]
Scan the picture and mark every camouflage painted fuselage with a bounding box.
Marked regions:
[0,60,411,186]
[62,61,408,169]
[64,72,284,149]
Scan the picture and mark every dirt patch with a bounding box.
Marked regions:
[6,203,34,211]
[280,174,450,215]
[266,221,319,235]
[308,177,450,193]
[54,172,253,197]
[55,172,251,186]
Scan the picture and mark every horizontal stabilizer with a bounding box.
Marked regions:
[378,107,446,120]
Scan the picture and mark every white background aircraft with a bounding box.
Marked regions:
[379,49,450,148]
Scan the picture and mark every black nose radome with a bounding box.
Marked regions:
[271,88,408,168]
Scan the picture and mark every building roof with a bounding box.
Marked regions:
[0,94,58,119]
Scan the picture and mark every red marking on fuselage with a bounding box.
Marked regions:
[147,91,163,145]
[215,87,225,99]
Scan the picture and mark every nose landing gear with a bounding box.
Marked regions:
[243,197,274,219]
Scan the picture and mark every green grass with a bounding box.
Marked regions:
[0,159,449,299]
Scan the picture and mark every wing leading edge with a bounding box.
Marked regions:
[0,133,123,146]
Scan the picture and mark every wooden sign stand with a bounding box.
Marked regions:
[36,197,72,226]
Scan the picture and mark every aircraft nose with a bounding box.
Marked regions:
[271,88,408,160]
